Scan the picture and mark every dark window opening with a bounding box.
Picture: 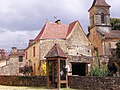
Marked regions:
[19,56,23,62]
[60,60,66,80]
[101,13,105,23]
[26,52,28,59]
[92,15,94,26]
[33,46,35,57]
[19,67,23,73]
[72,63,86,76]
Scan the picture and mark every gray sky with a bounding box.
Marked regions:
[0,0,120,52]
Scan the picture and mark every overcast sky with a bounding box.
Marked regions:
[0,0,120,52]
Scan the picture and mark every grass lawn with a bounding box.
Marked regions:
[0,85,78,90]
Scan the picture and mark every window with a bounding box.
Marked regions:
[91,15,94,26]
[19,67,23,73]
[26,52,28,59]
[33,46,35,57]
[19,56,23,62]
[101,13,105,23]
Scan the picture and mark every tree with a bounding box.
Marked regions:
[108,41,120,76]
[40,62,46,76]
[88,18,120,32]
[116,41,120,58]
[110,18,120,30]
[22,65,33,76]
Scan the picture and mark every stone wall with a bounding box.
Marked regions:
[0,63,18,75]
[0,56,26,75]
[0,76,46,86]
[66,22,91,56]
[68,76,120,90]
[0,75,120,89]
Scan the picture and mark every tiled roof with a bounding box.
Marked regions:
[0,49,7,60]
[89,0,110,11]
[67,20,78,36]
[28,39,34,46]
[9,49,25,56]
[45,43,67,58]
[34,20,78,42]
[105,30,120,39]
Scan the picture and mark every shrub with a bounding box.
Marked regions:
[90,65,110,76]
[40,62,46,76]
[22,65,33,76]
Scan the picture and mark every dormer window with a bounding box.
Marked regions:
[101,13,105,23]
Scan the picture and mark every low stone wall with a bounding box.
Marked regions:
[0,76,46,86]
[68,76,120,90]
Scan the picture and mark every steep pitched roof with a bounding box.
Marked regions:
[105,30,120,39]
[9,48,25,56]
[67,20,78,36]
[96,30,120,39]
[34,21,78,42]
[45,43,67,58]
[0,49,7,60]
[89,0,110,11]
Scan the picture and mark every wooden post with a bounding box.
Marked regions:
[86,64,88,76]
[52,61,55,82]
[57,58,60,90]
[66,69,68,88]
[46,60,49,88]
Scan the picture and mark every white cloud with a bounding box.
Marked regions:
[0,28,39,49]
[0,0,120,50]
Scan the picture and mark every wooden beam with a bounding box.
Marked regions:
[57,58,60,90]
[46,60,49,88]
[52,61,55,82]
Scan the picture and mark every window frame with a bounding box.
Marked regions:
[33,46,36,57]
[19,56,23,62]
[101,13,105,23]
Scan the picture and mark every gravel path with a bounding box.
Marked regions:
[0,85,77,90]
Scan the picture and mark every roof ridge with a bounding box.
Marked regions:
[56,43,60,57]
[34,23,47,42]
[66,20,78,37]
[45,43,67,58]
[89,0,110,11]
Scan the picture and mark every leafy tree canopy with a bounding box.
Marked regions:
[88,18,120,32]
[116,40,120,58]
[110,18,120,30]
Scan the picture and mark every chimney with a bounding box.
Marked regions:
[11,47,17,50]
[55,19,61,25]
[29,39,34,46]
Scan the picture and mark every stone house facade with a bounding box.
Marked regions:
[0,49,7,67]
[8,47,26,75]
[25,20,92,76]
[88,0,120,56]
[0,47,26,75]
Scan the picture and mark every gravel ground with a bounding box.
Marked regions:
[0,85,78,90]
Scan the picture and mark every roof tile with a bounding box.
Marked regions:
[34,21,78,42]
[45,43,67,58]
[0,49,7,60]
[105,30,120,39]
[89,0,110,11]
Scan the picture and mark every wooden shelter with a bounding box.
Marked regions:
[45,44,68,89]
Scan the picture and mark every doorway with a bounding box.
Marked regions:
[71,62,87,76]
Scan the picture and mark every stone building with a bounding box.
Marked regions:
[88,0,120,56]
[25,20,92,76]
[0,49,7,67]
[8,47,26,75]
[0,47,26,75]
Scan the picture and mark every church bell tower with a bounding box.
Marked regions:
[88,0,111,56]
[89,0,111,33]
